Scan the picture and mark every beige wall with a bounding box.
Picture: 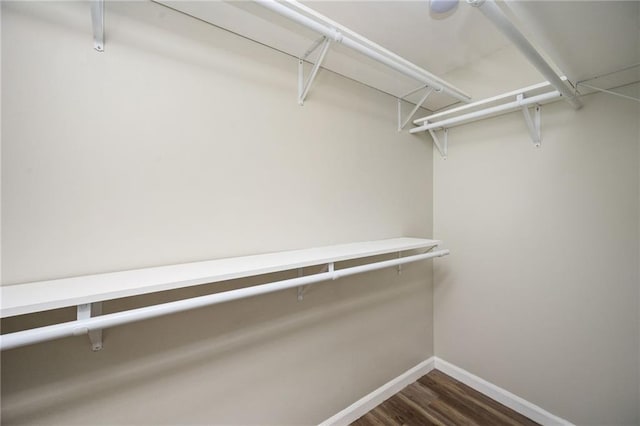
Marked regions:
[434,53,640,424]
[0,1,435,424]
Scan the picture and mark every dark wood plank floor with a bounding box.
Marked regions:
[351,370,539,426]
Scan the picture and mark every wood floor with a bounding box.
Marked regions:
[351,370,539,426]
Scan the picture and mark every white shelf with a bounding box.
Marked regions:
[412,78,566,126]
[1,238,439,318]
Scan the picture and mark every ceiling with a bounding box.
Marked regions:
[504,1,639,84]
[157,0,639,110]
[503,1,639,96]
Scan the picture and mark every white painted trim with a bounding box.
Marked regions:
[319,357,436,426]
[320,356,574,426]
[434,358,574,426]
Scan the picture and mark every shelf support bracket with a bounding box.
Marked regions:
[297,268,305,301]
[398,86,434,131]
[298,36,332,105]
[428,128,448,159]
[297,263,334,301]
[518,94,541,147]
[90,0,104,52]
[77,302,103,351]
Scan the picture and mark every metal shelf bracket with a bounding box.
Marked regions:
[296,268,306,301]
[297,263,333,301]
[518,94,541,147]
[428,128,448,159]
[77,302,103,351]
[298,36,332,105]
[398,86,435,131]
[90,0,104,52]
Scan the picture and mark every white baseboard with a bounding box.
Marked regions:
[433,358,573,426]
[319,356,573,426]
[319,357,436,426]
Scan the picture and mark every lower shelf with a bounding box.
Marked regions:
[0,238,448,351]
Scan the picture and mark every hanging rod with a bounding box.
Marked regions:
[410,89,560,133]
[467,0,581,110]
[0,247,449,351]
[413,77,567,126]
[254,0,471,104]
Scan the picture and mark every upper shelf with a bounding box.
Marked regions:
[412,78,567,127]
[410,79,565,137]
[151,0,471,110]
[0,237,439,318]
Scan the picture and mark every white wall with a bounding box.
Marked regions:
[0,2,435,424]
[434,51,640,424]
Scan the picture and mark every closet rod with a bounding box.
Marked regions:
[255,0,471,104]
[413,78,566,125]
[0,249,449,351]
[410,90,560,133]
